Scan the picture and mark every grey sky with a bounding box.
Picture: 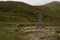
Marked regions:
[0,0,60,5]
[13,0,60,5]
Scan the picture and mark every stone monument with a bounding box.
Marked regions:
[37,14,44,28]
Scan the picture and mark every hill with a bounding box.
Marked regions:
[34,1,60,26]
[0,1,39,22]
[0,1,59,26]
[35,1,60,19]
[0,1,53,27]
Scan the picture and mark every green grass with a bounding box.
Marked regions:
[0,26,34,40]
[0,27,18,40]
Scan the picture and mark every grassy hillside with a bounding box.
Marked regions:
[0,1,53,27]
[34,1,60,26]
[0,1,39,22]
[35,1,60,20]
[0,1,59,26]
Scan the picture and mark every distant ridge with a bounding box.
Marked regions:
[46,1,60,5]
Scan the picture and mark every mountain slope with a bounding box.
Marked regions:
[0,1,59,26]
[34,1,60,26]
[0,1,40,22]
[35,1,60,18]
